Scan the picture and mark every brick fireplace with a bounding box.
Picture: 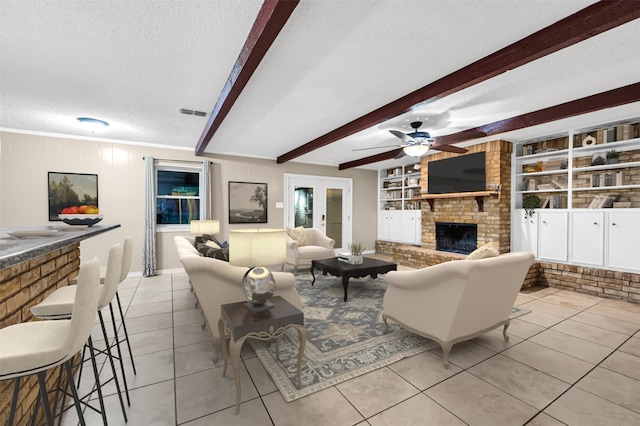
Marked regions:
[377,140,513,267]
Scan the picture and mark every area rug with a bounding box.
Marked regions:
[249,273,530,402]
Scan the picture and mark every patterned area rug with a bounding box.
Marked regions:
[250,273,530,402]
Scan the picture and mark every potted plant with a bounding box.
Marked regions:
[522,194,540,218]
[606,149,620,164]
[348,242,365,264]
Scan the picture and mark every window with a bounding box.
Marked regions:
[156,165,204,225]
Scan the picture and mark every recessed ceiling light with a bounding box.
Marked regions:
[77,117,109,133]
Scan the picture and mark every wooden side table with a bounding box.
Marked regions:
[218,296,307,414]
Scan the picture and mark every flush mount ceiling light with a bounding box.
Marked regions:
[77,117,109,133]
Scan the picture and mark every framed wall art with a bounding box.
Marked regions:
[48,172,98,221]
[228,181,267,224]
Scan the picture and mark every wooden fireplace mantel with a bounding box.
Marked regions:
[413,190,501,212]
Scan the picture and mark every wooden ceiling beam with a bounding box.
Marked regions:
[279,0,640,164]
[338,82,640,170]
[195,0,299,156]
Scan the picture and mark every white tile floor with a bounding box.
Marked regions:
[61,266,640,426]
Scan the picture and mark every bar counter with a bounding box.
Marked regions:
[0,223,120,425]
[0,223,120,269]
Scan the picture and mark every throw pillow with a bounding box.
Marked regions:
[466,244,499,260]
[195,242,229,261]
[205,240,221,249]
[287,226,308,246]
[195,234,224,247]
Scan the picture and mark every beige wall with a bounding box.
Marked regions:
[0,131,377,273]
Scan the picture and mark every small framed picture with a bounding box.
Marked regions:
[228,181,268,224]
[591,151,606,166]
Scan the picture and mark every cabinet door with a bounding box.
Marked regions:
[512,209,538,255]
[401,210,421,245]
[570,211,604,266]
[606,211,640,271]
[388,210,403,242]
[378,210,390,241]
[538,211,568,262]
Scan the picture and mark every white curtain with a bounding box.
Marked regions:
[143,156,157,276]
[201,160,210,218]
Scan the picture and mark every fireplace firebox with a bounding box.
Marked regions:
[435,223,477,255]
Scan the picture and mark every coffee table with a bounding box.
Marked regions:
[311,257,397,301]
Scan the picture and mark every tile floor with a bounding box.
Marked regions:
[61,265,640,426]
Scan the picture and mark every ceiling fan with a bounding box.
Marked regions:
[354,121,487,158]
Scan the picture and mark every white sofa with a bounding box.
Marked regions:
[382,252,535,368]
[174,236,303,361]
[285,227,335,272]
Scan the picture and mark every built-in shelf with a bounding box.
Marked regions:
[413,190,501,212]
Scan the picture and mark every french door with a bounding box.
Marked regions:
[284,174,352,253]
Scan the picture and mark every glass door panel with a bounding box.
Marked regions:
[325,188,343,248]
[294,187,314,228]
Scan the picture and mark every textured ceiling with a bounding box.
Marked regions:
[1,0,639,170]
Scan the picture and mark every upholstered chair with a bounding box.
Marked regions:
[382,252,534,368]
[285,227,335,272]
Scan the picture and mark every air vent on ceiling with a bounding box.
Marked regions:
[179,108,208,117]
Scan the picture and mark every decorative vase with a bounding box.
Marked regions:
[242,267,276,308]
[349,255,363,265]
[606,158,619,164]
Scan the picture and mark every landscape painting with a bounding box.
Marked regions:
[228,181,267,224]
[48,172,98,221]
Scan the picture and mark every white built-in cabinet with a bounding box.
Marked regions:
[570,210,604,266]
[378,163,422,245]
[511,118,640,273]
[538,210,568,262]
[512,210,538,254]
[605,210,640,271]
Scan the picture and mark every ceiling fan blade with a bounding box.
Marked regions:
[394,149,407,159]
[431,144,468,154]
[432,130,487,145]
[389,130,417,144]
[352,144,402,152]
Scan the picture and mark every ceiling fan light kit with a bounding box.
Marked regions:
[403,144,430,157]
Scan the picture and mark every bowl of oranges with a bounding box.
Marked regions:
[59,205,103,227]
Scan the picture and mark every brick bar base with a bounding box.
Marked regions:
[0,243,80,426]
[376,240,640,303]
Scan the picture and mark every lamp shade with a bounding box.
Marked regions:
[229,228,286,267]
[403,144,430,157]
[190,220,220,235]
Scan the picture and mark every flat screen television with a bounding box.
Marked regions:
[428,151,486,194]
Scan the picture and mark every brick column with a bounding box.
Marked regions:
[0,243,80,426]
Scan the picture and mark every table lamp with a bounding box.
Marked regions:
[190,220,220,238]
[229,228,286,311]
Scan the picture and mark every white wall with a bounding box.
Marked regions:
[0,131,377,273]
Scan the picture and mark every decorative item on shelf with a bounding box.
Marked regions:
[522,194,540,218]
[229,228,286,312]
[348,242,365,265]
[606,149,620,164]
[591,151,606,166]
[581,135,596,147]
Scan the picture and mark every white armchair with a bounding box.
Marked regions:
[285,227,335,272]
[382,252,535,368]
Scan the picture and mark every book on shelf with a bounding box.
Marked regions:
[616,171,624,186]
[551,179,567,189]
[527,179,536,191]
[604,174,614,187]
